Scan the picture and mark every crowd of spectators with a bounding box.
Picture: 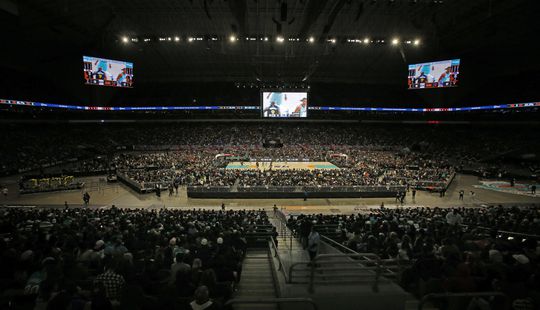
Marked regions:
[112,146,454,190]
[287,205,540,308]
[0,206,270,309]
[1,123,537,191]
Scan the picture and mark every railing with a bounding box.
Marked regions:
[269,237,289,282]
[418,292,509,310]
[320,235,409,277]
[288,253,392,293]
[225,297,318,310]
[274,209,295,251]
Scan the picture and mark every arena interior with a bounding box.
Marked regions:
[0,1,539,310]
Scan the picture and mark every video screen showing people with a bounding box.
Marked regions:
[408,59,460,89]
[262,92,308,118]
[83,56,133,88]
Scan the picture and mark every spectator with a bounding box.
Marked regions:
[94,258,126,302]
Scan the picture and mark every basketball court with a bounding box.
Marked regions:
[226,161,339,170]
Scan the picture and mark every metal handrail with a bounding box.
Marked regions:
[225,298,318,310]
[269,237,289,282]
[320,235,363,254]
[288,253,388,293]
[418,292,509,310]
[320,235,408,274]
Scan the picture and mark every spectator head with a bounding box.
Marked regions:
[512,254,530,265]
[193,285,210,305]
[488,249,503,263]
[192,258,202,269]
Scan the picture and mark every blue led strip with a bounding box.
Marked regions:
[1,98,539,113]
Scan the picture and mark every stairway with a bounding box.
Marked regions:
[234,249,278,310]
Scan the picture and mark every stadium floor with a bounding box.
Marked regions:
[226,161,339,170]
[1,174,538,214]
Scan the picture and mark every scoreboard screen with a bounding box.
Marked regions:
[261,91,308,118]
[408,59,460,89]
[83,56,133,88]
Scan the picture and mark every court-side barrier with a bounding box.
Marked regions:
[187,185,406,199]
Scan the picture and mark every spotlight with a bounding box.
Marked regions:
[308,36,315,43]
[276,36,284,43]
[174,36,180,42]
[391,38,399,45]
[414,39,420,45]
[363,38,370,44]
[121,36,129,43]
[229,35,237,42]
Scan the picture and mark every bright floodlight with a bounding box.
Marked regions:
[308,36,315,43]
[330,38,336,44]
[363,38,369,44]
[414,39,420,45]
[121,36,129,43]
[276,36,284,43]
[229,35,236,42]
[174,36,180,42]
[188,37,194,42]
[391,38,399,45]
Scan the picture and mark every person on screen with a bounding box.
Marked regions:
[94,60,111,81]
[116,68,128,86]
[263,101,281,117]
[266,92,287,106]
[292,98,307,117]
[438,67,452,85]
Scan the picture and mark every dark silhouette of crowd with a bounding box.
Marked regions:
[0,206,270,309]
[287,205,540,309]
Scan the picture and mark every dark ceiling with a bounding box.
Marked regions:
[0,0,537,85]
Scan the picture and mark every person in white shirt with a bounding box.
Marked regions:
[446,209,463,226]
[307,225,320,262]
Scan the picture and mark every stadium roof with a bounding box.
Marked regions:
[0,0,536,84]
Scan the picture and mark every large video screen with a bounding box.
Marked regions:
[408,59,460,89]
[261,91,308,118]
[83,56,133,88]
